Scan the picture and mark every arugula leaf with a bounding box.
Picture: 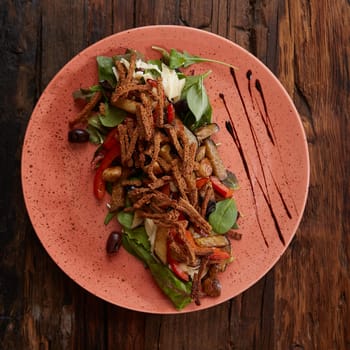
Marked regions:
[99,103,127,128]
[152,46,237,70]
[96,56,116,87]
[72,85,102,101]
[151,46,170,65]
[209,198,238,234]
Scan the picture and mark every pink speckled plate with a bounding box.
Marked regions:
[21,26,309,314]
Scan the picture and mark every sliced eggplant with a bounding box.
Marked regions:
[194,123,219,142]
[197,157,213,177]
[195,145,206,162]
[153,226,169,265]
[204,139,227,180]
[195,235,230,248]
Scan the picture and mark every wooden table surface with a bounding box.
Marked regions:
[1,1,349,349]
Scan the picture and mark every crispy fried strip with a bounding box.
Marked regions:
[126,54,136,83]
[115,60,127,83]
[125,127,139,163]
[147,131,161,181]
[164,125,184,158]
[171,161,188,201]
[69,91,102,128]
[191,257,209,305]
[157,156,172,172]
[118,124,128,165]
[200,181,215,217]
[177,198,212,235]
[111,83,150,104]
[155,77,165,127]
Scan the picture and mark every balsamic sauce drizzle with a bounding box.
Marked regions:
[220,95,269,247]
[254,78,276,145]
[247,71,293,219]
[221,67,296,246]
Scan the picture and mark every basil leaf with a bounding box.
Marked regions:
[97,56,116,87]
[209,198,238,234]
[186,76,209,122]
[99,103,126,127]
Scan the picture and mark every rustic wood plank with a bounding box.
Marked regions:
[274,0,350,349]
[135,0,180,26]
[112,0,136,32]
[86,0,113,44]
[40,0,86,88]
[1,0,349,349]
[0,1,42,349]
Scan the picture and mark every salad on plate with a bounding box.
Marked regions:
[67,47,240,310]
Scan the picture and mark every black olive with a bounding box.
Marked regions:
[106,231,122,254]
[68,128,90,143]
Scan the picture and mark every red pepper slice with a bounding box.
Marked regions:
[93,143,121,199]
[102,127,119,150]
[167,104,175,124]
[146,78,158,88]
[167,229,190,282]
[208,248,231,260]
[210,176,234,198]
[169,260,189,282]
[196,177,209,189]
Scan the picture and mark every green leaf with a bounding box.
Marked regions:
[117,211,134,230]
[124,226,151,251]
[170,48,237,70]
[72,85,102,101]
[99,103,127,127]
[148,261,192,310]
[186,76,209,122]
[152,46,238,70]
[122,229,192,310]
[209,198,238,234]
[86,125,104,144]
[104,211,117,225]
[181,71,211,95]
[113,49,144,63]
[97,56,116,87]
[151,46,170,65]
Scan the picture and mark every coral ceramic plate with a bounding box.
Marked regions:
[21,26,309,314]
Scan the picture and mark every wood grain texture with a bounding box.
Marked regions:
[0,0,349,349]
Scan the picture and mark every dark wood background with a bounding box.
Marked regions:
[1,0,349,349]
